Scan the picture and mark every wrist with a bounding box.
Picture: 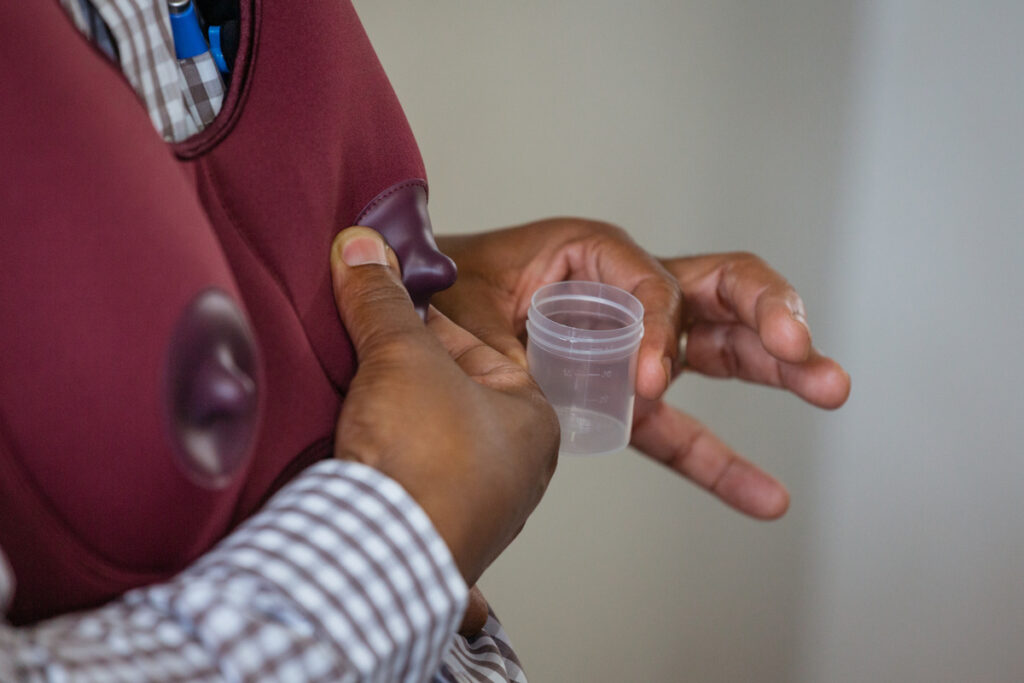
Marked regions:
[333,445,489,585]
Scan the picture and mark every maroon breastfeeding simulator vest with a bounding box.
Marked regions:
[0,1,455,624]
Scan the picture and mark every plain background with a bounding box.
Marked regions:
[354,1,1023,681]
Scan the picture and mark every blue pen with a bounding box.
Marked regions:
[207,25,231,75]
[167,0,225,127]
[167,0,209,61]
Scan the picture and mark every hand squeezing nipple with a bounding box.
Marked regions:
[166,289,261,488]
[355,182,457,318]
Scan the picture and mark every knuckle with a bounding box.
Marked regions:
[530,391,561,466]
[728,251,763,269]
[637,273,683,322]
[346,271,409,309]
[355,322,427,366]
[543,414,560,475]
[367,336,417,363]
[592,220,630,242]
[504,375,560,467]
[653,272,683,303]
[509,367,548,399]
[546,446,560,480]
[556,217,628,242]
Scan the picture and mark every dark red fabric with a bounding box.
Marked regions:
[0,0,436,623]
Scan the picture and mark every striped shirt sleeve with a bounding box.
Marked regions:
[435,611,528,683]
[0,459,468,682]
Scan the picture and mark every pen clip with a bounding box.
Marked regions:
[207,25,231,74]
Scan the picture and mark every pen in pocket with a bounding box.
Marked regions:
[167,0,225,128]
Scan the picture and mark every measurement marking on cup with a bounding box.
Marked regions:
[562,369,615,378]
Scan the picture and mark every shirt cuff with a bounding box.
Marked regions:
[141,458,469,682]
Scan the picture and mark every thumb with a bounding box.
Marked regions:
[330,226,426,359]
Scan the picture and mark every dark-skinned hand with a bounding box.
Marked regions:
[434,218,851,520]
[328,227,559,613]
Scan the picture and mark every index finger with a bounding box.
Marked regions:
[582,226,685,401]
[661,252,812,364]
[425,306,532,391]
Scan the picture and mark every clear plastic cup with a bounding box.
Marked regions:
[526,281,644,455]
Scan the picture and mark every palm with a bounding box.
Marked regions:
[435,221,850,519]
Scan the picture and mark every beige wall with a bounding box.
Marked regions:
[354,2,1024,681]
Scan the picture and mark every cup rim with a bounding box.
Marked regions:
[528,281,644,345]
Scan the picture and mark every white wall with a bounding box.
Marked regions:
[354,2,1023,681]
[800,2,1024,681]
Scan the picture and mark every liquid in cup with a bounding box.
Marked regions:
[526,281,644,455]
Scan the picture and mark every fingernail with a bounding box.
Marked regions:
[788,298,809,329]
[332,228,389,267]
[662,356,673,386]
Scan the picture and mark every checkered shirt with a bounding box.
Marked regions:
[1,460,466,681]
[60,0,224,142]
[0,460,527,682]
